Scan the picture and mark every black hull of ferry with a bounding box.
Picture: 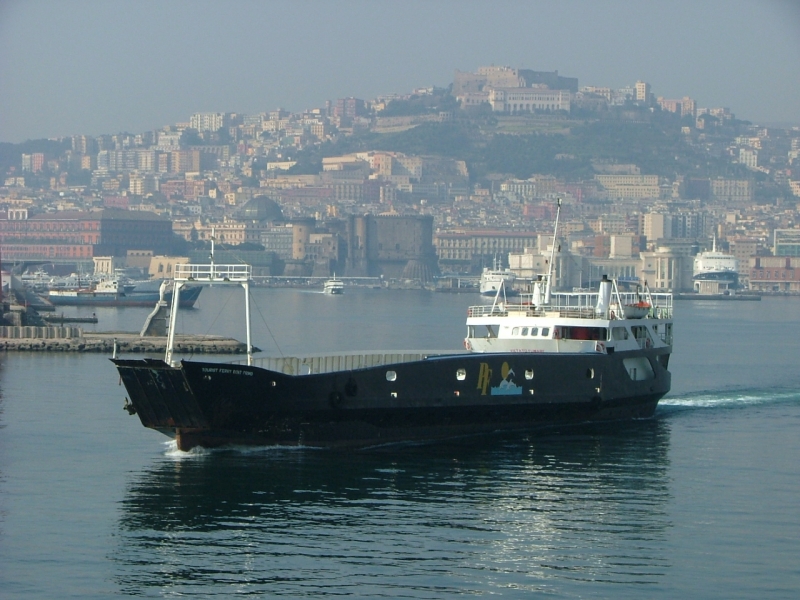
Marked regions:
[112,350,670,451]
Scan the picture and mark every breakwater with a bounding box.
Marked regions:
[0,328,253,353]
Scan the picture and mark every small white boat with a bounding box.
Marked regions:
[323,276,344,295]
[479,257,517,295]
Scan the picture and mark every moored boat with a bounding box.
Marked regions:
[112,201,673,451]
[693,237,739,294]
[479,258,518,295]
[49,278,201,307]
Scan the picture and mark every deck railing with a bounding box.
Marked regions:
[468,292,673,320]
[173,263,251,282]
[235,350,464,375]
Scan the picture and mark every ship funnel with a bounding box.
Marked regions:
[596,274,612,316]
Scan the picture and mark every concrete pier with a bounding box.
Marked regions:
[0,330,255,354]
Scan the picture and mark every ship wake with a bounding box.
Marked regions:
[658,387,800,413]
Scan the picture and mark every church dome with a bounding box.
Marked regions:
[238,195,284,222]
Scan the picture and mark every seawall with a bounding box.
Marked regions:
[0,328,254,354]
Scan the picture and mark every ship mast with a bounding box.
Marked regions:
[165,261,253,367]
[210,226,215,269]
[544,198,562,305]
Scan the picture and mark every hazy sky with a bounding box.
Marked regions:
[1,0,799,143]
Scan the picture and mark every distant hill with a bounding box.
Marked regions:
[302,109,752,183]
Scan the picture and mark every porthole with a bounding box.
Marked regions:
[525,369,534,380]
[386,370,397,382]
[456,368,467,381]
[586,368,595,379]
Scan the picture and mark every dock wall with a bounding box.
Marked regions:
[0,326,83,339]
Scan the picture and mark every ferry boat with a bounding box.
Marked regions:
[479,258,518,295]
[49,278,202,307]
[693,237,739,293]
[323,275,344,295]
[111,201,674,451]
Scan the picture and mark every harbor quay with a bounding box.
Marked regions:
[0,327,253,354]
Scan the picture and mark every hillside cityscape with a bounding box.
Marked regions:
[1,65,799,294]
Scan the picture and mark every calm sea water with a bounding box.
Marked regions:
[1,288,799,598]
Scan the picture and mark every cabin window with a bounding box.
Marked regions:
[530,327,538,336]
[561,326,608,341]
[456,368,467,381]
[521,327,529,336]
[386,370,397,382]
[612,327,629,341]
[525,369,534,380]
[542,327,550,337]
[512,327,520,335]
[631,325,654,346]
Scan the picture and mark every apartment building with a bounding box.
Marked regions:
[487,88,571,113]
[0,208,175,261]
[749,256,800,292]
[595,174,660,199]
[711,178,753,204]
[774,229,800,256]
[435,230,539,271]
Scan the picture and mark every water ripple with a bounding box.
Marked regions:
[113,424,673,596]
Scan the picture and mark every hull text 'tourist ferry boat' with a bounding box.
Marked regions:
[112,201,673,451]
